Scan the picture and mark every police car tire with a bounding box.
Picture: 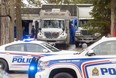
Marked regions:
[53,72,73,78]
[0,59,8,71]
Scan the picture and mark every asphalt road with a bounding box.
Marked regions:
[10,72,27,78]
[9,44,82,78]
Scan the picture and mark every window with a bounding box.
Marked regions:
[92,41,116,55]
[5,44,24,51]
[25,43,46,52]
[42,20,64,28]
[79,20,88,27]
[41,43,60,52]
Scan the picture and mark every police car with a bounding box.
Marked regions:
[35,36,116,78]
[0,39,77,71]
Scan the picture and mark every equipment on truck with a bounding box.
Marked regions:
[33,9,71,46]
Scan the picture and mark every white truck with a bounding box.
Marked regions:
[34,36,116,78]
[33,9,71,46]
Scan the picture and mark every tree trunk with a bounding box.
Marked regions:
[16,0,22,40]
[9,0,15,42]
[111,0,116,37]
[0,0,10,45]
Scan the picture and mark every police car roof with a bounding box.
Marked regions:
[85,36,116,50]
[14,40,45,44]
[101,36,116,41]
[0,40,46,47]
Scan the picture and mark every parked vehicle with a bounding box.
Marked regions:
[29,36,116,78]
[75,27,101,47]
[33,9,72,46]
[0,39,78,72]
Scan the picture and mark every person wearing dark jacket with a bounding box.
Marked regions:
[31,26,36,38]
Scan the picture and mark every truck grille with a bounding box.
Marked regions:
[44,32,59,38]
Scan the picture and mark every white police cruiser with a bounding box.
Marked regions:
[0,39,77,71]
[35,36,116,78]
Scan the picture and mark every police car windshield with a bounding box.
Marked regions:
[41,43,60,52]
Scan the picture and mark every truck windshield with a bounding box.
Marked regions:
[42,20,64,28]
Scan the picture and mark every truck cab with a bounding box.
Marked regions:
[33,9,71,46]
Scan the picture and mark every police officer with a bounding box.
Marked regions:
[31,26,36,38]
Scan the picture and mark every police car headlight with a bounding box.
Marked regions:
[39,61,49,70]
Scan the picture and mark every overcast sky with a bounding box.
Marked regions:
[23,0,48,5]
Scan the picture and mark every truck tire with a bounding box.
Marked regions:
[0,59,8,71]
[53,72,73,78]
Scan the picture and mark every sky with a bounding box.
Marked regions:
[23,0,48,5]
[23,0,28,5]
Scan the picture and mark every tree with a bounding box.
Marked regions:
[0,0,16,45]
[9,0,15,42]
[0,0,10,45]
[82,0,116,37]
[83,0,111,36]
[111,0,116,36]
[16,0,23,40]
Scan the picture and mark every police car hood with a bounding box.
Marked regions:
[57,50,79,54]
[39,53,82,62]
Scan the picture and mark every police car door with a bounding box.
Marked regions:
[4,43,28,71]
[23,43,53,70]
[84,40,116,78]
[7,43,50,71]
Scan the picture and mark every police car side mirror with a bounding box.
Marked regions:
[43,49,49,53]
[87,50,96,56]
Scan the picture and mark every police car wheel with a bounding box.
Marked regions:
[53,72,73,78]
[0,59,8,71]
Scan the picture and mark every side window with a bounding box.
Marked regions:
[92,41,116,55]
[5,44,24,51]
[25,43,46,52]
